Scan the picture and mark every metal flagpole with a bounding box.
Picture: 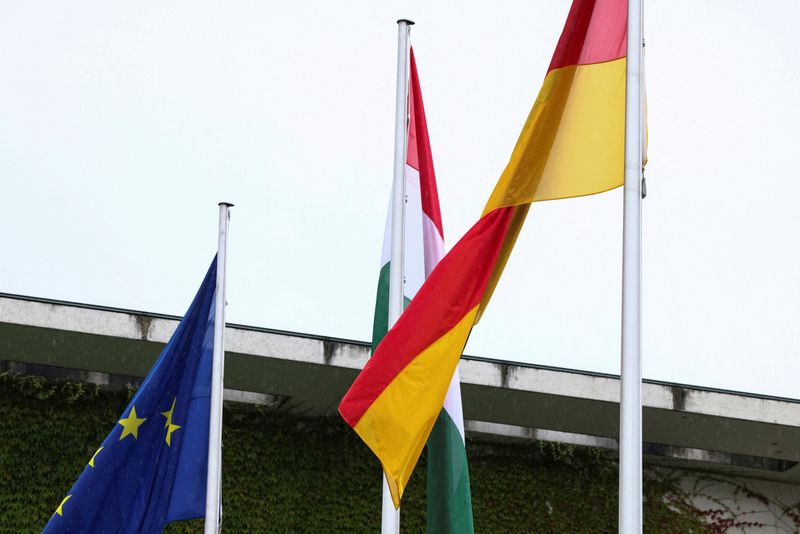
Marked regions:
[205,202,233,534]
[382,18,413,534]
[619,0,643,532]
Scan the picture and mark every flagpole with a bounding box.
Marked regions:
[619,0,643,532]
[383,17,413,534]
[205,202,233,534]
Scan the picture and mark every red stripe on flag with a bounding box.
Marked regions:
[548,0,627,73]
[408,48,444,240]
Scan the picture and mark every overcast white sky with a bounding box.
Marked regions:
[1,1,799,398]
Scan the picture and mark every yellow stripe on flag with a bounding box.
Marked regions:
[354,307,480,507]
[484,58,626,213]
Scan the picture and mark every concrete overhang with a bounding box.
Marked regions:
[2,293,799,483]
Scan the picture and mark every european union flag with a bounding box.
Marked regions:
[43,258,218,533]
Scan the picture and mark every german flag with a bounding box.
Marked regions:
[339,0,628,507]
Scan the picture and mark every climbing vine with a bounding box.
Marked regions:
[0,372,794,533]
[658,471,800,533]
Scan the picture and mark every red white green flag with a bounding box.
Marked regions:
[368,48,474,532]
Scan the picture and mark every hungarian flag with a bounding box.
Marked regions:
[341,0,627,507]
[368,48,474,531]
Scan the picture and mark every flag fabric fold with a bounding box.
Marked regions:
[367,47,475,531]
[340,0,628,508]
[409,50,475,533]
[43,259,217,533]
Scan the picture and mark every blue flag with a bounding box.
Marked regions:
[43,258,218,533]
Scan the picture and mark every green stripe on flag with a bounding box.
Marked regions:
[427,409,474,534]
[371,262,411,353]
[371,263,391,353]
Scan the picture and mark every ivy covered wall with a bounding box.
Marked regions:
[0,372,741,533]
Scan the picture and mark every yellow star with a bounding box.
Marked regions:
[118,405,147,441]
[161,397,182,447]
[54,494,71,517]
[88,446,103,468]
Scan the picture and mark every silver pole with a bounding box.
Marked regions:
[382,18,413,534]
[205,202,233,534]
[619,0,643,532]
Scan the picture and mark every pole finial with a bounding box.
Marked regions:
[218,202,234,208]
[396,19,415,26]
